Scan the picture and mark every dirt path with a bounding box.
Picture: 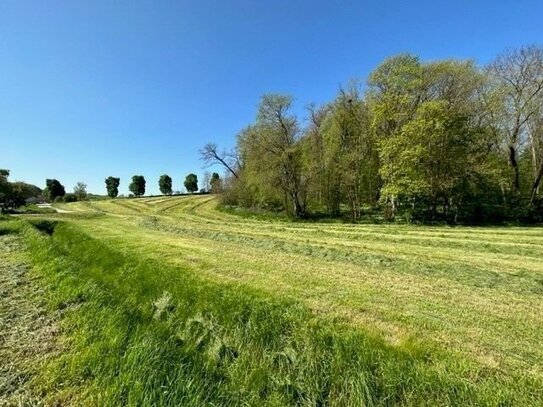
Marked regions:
[53,207,73,213]
[36,203,73,213]
[0,232,59,405]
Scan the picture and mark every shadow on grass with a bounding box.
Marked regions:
[28,219,58,236]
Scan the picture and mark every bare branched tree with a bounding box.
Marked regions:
[486,45,543,195]
[199,142,239,179]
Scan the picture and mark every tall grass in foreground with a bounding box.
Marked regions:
[12,219,542,406]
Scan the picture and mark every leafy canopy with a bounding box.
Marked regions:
[184,173,198,193]
[159,175,173,195]
[129,175,146,197]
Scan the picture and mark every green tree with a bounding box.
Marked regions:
[0,169,9,182]
[159,174,173,195]
[64,193,78,203]
[184,173,198,193]
[380,100,496,221]
[368,54,425,140]
[300,104,330,210]
[44,179,66,201]
[105,177,120,198]
[10,182,42,206]
[319,86,378,220]
[210,172,222,194]
[369,56,496,220]
[129,175,146,197]
[74,182,87,201]
[0,170,12,210]
[238,94,307,217]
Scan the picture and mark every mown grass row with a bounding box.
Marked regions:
[136,216,543,293]
[4,218,539,406]
[53,197,543,377]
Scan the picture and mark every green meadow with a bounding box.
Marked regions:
[1,195,542,406]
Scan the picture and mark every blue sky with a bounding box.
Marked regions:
[1,0,542,195]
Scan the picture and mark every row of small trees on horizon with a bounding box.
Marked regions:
[104,173,221,198]
[45,173,213,201]
[2,170,223,209]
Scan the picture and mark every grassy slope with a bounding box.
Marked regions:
[4,196,543,405]
[0,222,59,405]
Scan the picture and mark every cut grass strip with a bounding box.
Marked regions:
[0,220,59,405]
[15,219,543,406]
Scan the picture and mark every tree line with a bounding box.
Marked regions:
[1,171,221,211]
[201,45,543,223]
[105,173,208,198]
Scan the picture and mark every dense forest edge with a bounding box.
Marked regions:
[202,45,543,224]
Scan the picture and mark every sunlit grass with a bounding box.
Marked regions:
[58,196,543,373]
[3,195,542,405]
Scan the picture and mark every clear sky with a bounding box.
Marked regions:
[1,1,542,195]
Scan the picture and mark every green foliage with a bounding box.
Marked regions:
[184,173,198,193]
[380,101,475,201]
[320,86,378,220]
[206,45,543,223]
[73,182,87,201]
[105,176,120,198]
[129,175,146,197]
[235,94,307,217]
[373,58,504,221]
[0,169,11,196]
[64,192,78,203]
[0,170,12,211]
[368,54,425,137]
[158,174,173,195]
[44,179,65,201]
[210,172,222,194]
[11,182,42,203]
[0,171,43,211]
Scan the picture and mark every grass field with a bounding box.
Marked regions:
[1,195,543,405]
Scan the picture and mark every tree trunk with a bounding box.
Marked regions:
[292,193,305,218]
[509,145,520,194]
[500,184,507,206]
[529,161,543,206]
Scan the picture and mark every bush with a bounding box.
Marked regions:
[63,193,77,203]
[12,204,56,214]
